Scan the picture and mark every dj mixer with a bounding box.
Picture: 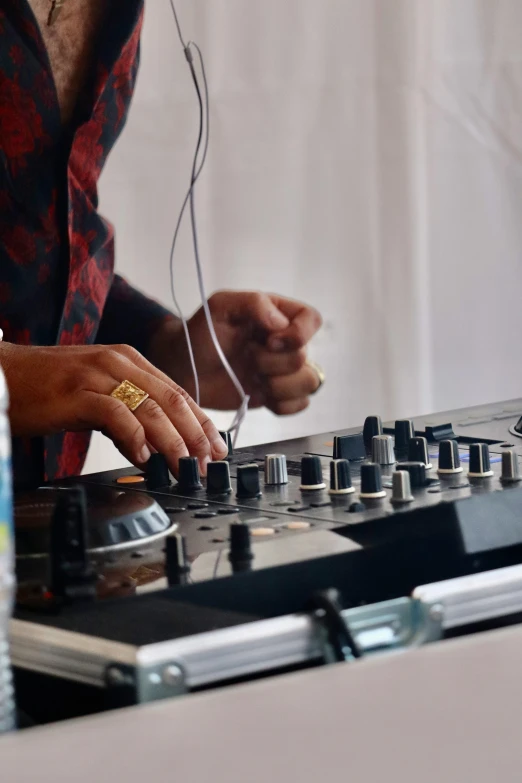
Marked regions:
[10,397,522,725]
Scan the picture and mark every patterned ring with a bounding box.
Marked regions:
[306,360,326,395]
[110,380,149,412]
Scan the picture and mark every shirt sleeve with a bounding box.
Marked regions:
[96,275,177,357]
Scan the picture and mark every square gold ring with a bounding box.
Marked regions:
[110,380,150,412]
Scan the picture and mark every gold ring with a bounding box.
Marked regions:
[110,380,149,412]
[306,360,325,394]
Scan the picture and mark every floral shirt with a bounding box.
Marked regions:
[0,0,174,488]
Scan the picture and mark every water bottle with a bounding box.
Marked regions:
[0,358,15,733]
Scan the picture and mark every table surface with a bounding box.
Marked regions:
[3,621,522,782]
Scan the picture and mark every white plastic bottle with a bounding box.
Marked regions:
[0,361,15,733]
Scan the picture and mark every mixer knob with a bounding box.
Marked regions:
[437,440,462,475]
[145,453,170,489]
[363,416,383,454]
[394,420,415,454]
[372,435,396,465]
[300,455,326,491]
[333,434,366,461]
[396,462,427,489]
[468,443,494,478]
[236,463,262,498]
[177,456,203,492]
[407,436,432,469]
[391,470,414,504]
[206,461,232,494]
[329,459,355,495]
[359,463,387,499]
[501,450,522,484]
[264,454,288,485]
[219,431,233,456]
[228,522,254,573]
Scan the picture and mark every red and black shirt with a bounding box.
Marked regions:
[0,1,174,487]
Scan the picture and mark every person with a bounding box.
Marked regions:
[0,0,323,490]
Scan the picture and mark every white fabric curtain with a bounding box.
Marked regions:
[86,0,522,473]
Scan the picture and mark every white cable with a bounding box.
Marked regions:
[168,4,249,445]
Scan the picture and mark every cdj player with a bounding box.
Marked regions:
[9,397,522,725]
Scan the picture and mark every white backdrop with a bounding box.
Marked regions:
[85,0,522,473]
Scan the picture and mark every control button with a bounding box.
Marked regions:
[310,501,332,508]
[228,523,254,572]
[251,527,276,537]
[391,470,414,504]
[500,443,515,448]
[236,463,262,498]
[437,440,463,475]
[285,521,311,530]
[116,475,145,485]
[359,463,386,499]
[407,437,432,469]
[206,461,232,495]
[347,501,366,513]
[396,462,427,489]
[468,443,494,478]
[145,453,170,489]
[197,525,216,531]
[501,450,522,484]
[219,431,234,456]
[217,507,239,515]
[264,454,288,485]
[288,505,311,512]
[177,456,203,492]
[372,435,396,466]
[329,459,355,495]
[187,502,209,510]
[333,433,366,461]
[425,423,455,443]
[193,511,217,519]
[211,537,226,543]
[164,506,187,513]
[270,500,299,507]
[363,416,383,454]
[300,455,326,491]
[165,533,191,587]
[394,420,415,454]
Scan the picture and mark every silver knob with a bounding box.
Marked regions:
[391,470,414,504]
[372,435,396,465]
[501,450,521,484]
[264,454,288,485]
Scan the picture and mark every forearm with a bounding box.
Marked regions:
[96,275,179,359]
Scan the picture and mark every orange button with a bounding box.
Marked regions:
[251,527,275,537]
[285,521,311,531]
[116,475,145,485]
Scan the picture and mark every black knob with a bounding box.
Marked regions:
[468,443,493,478]
[333,434,366,461]
[300,455,326,491]
[228,522,254,573]
[396,461,427,489]
[437,440,462,475]
[219,431,233,456]
[394,420,415,453]
[145,453,170,489]
[359,463,386,498]
[166,533,191,586]
[363,416,383,454]
[177,456,203,492]
[236,463,262,498]
[329,459,354,495]
[408,437,432,469]
[206,461,232,494]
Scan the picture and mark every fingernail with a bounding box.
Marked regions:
[139,445,151,464]
[270,310,290,329]
[270,338,286,352]
[213,435,228,454]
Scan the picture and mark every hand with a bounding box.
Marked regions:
[0,342,228,475]
[149,291,323,414]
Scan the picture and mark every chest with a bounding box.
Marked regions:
[26,0,107,124]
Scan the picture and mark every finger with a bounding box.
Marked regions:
[265,363,321,402]
[209,290,290,332]
[265,295,322,352]
[254,346,307,376]
[111,345,228,461]
[267,397,310,416]
[79,391,152,467]
[133,398,190,475]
